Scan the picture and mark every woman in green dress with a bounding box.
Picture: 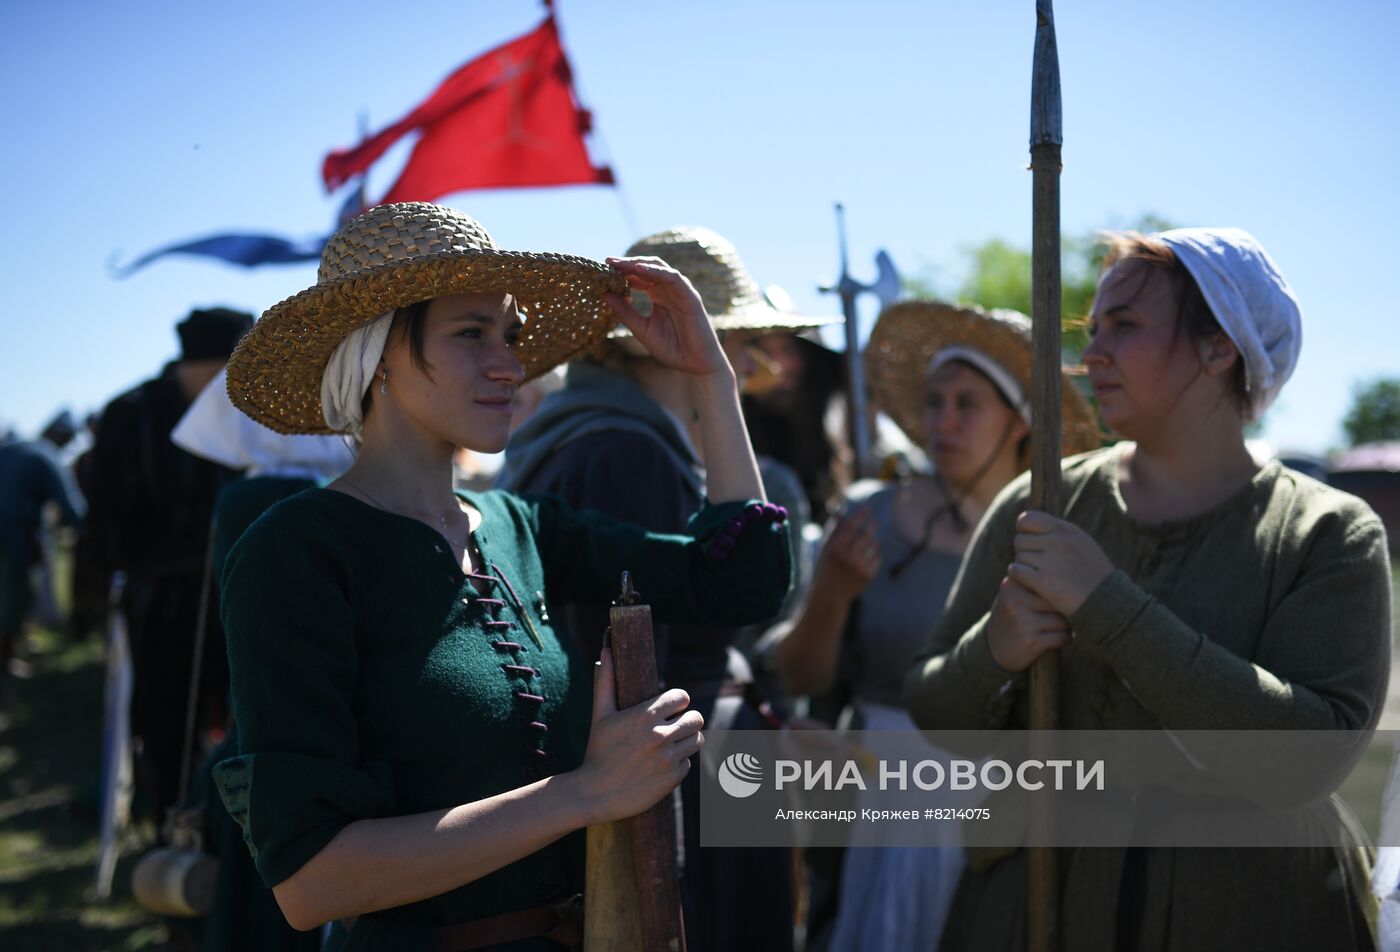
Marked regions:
[904,227,1392,951]
[214,202,791,950]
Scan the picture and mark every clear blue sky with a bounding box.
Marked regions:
[3,0,1396,454]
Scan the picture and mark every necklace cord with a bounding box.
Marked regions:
[888,415,1019,579]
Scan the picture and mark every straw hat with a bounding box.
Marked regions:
[226,202,627,434]
[865,300,1100,458]
[619,227,839,333]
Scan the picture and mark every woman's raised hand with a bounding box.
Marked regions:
[572,646,704,825]
[814,505,882,603]
[985,575,1072,673]
[604,257,729,378]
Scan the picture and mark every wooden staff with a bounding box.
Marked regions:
[584,573,687,952]
[1028,1,1063,950]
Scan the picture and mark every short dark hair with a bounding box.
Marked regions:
[176,307,254,361]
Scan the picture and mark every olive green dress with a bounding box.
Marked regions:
[214,488,790,951]
[904,445,1392,952]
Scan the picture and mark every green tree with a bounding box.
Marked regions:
[902,215,1173,354]
[1342,378,1400,446]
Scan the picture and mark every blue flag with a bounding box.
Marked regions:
[110,234,326,277]
[111,183,367,278]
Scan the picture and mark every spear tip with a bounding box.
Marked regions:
[1030,0,1063,147]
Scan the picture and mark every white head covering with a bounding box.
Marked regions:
[173,368,355,480]
[1151,227,1302,421]
[928,345,1032,426]
[319,312,394,436]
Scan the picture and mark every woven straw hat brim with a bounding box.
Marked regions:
[710,303,843,331]
[617,226,841,338]
[865,300,1101,459]
[607,300,842,339]
[227,249,626,435]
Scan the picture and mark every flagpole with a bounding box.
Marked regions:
[610,181,643,240]
[548,0,640,238]
[1027,1,1063,950]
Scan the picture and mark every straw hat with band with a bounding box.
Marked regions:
[865,300,1100,460]
[613,226,840,335]
[225,202,628,435]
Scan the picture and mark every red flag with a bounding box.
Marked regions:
[322,16,613,202]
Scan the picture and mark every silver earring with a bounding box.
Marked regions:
[379,369,388,396]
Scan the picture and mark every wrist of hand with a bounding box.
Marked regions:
[686,363,737,392]
[1065,566,1114,616]
[555,769,604,829]
[811,562,860,601]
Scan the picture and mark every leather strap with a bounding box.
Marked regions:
[437,894,583,951]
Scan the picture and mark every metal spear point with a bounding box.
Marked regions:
[819,203,902,480]
[1028,1,1063,949]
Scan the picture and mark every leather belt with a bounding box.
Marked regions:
[436,893,583,951]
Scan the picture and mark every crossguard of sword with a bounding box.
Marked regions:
[818,273,876,297]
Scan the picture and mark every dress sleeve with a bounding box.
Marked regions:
[521,431,720,675]
[212,502,395,888]
[903,475,1030,730]
[1069,509,1392,732]
[523,493,793,629]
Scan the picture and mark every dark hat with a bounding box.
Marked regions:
[177,307,255,362]
[41,409,78,443]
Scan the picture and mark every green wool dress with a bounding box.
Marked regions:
[904,445,1393,952]
[200,476,326,952]
[214,488,790,951]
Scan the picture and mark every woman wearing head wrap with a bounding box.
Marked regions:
[768,301,1098,951]
[905,228,1392,951]
[212,203,791,950]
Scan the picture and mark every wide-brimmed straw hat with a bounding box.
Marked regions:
[617,226,839,334]
[226,202,627,434]
[865,300,1100,458]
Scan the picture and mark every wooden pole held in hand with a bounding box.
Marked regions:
[1028,1,1063,949]
[584,574,687,952]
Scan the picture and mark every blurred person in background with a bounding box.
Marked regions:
[499,226,833,952]
[85,306,252,823]
[0,410,87,681]
[171,366,353,952]
[769,301,1098,951]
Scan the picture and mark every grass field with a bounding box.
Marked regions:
[0,627,165,950]
[2,570,1397,949]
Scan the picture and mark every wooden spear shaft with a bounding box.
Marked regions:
[1028,1,1062,950]
[585,574,687,952]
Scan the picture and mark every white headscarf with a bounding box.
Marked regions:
[928,345,1032,426]
[1152,227,1302,421]
[172,368,354,480]
[319,312,394,437]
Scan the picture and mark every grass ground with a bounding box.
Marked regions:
[0,626,165,950]
[2,569,1397,949]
